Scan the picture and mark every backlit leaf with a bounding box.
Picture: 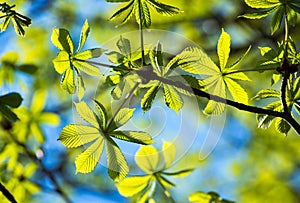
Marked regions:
[141,84,160,112]
[244,0,280,9]
[116,175,151,197]
[147,0,182,16]
[275,118,291,134]
[93,100,107,130]
[135,145,159,173]
[77,74,85,101]
[51,28,74,54]
[61,68,76,94]
[252,89,280,100]
[163,84,183,113]
[77,19,90,52]
[162,142,176,169]
[162,169,194,177]
[135,0,151,28]
[74,102,99,128]
[0,104,19,122]
[218,29,230,70]
[59,124,100,148]
[225,78,249,104]
[72,60,101,76]
[240,8,275,19]
[75,137,105,173]
[271,7,284,34]
[74,48,105,60]
[31,89,46,114]
[108,108,135,131]
[52,51,71,74]
[109,130,153,144]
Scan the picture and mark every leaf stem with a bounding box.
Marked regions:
[137,0,145,67]
[222,67,277,76]
[154,174,176,203]
[106,80,141,131]
[0,182,17,203]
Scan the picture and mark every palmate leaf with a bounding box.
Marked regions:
[77,19,90,52]
[52,51,71,74]
[218,29,230,71]
[244,0,280,9]
[256,101,281,129]
[275,118,291,135]
[0,92,23,108]
[146,0,182,16]
[116,175,152,197]
[108,107,135,132]
[110,131,154,144]
[51,28,74,54]
[239,7,276,19]
[74,102,100,128]
[61,68,76,94]
[162,141,176,169]
[224,78,249,104]
[271,6,284,34]
[252,89,280,100]
[135,0,151,28]
[163,84,183,114]
[135,145,159,173]
[141,84,160,112]
[93,100,107,130]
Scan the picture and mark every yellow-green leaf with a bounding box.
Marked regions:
[135,145,159,173]
[52,51,71,74]
[77,74,85,101]
[163,84,183,113]
[51,28,74,54]
[77,19,90,52]
[72,60,101,76]
[109,108,135,131]
[106,139,129,182]
[74,48,105,60]
[204,79,226,115]
[61,68,76,94]
[162,142,176,169]
[244,0,280,9]
[225,78,249,104]
[226,72,251,81]
[31,89,46,114]
[93,100,107,130]
[141,83,160,112]
[109,131,153,145]
[75,137,104,173]
[116,175,151,197]
[59,124,100,148]
[189,191,212,203]
[218,29,231,70]
[39,112,60,125]
[74,102,99,128]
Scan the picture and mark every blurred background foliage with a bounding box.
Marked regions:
[1,0,300,202]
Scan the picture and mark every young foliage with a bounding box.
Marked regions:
[106,0,182,27]
[253,83,300,135]
[51,19,105,100]
[58,100,153,181]
[0,92,22,122]
[241,0,300,34]
[0,3,31,36]
[173,29,251,115]
[116,142,193,202]
[189,191,235,203]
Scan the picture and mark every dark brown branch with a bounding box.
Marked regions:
[0,182,17,203]
[136,68,300,135]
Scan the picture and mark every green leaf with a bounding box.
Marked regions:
[117,35,132,56]
[275,118,291,134]
[203,79,226,115]
[293,77,300,100]
[240,8,275,19]
[256,101,281,128]
[72,60,101,76]
[17,64,38,74]
[74,102,100,128]
[0,92,23,108]
[271,73,281,85]
[30,89,46,114]
[106,0,131,2]
[1,16,11,32]
[189,191,212,203]
[146,0,182,16]
[52,51,71,74]
[141,84,160,112]
[227,45,251,71]
[110,130,153,144]
[156,174,175,187]
[244,0,280,9]
[108,0,135,25]
[225,78,249,104]
[77,19,90,52]
[61,68,76,94]
[0,104,19,122]
[252,89,280,100]
[163,84,183,113]
[106,51,124,64]
[74,48,105,60]
[75,137,105,174]
[162,141,176,169]
[108,108,135,131]
[135,145,159,173]
[149,42,163,74]
[51,28,74,54]
[58,124,100,148]
[135,0,151,28]
[271,7,284,35]
[112,79,125,100]
[116,175,151,197]
[77,74,85,101]
[93,100,107,130]
[106,138,129,181]
[218,29,231,70]
[12,17,25,36]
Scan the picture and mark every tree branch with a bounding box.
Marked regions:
[136,68,300,135]
[0,182,17,203]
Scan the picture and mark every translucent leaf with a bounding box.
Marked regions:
[106,138,129,181]
[75,137,104,173]
[156,174,175,187]
[204,79,226,115]
[52,51,71,74]
[244,0,280,9]
[162,142,176,169]
[137,180,156,203]
[227,46,251,71]
[74,102,100,128]
[293,77,300,100]
[116,175,151,197]
[93,100,107,130]
[218,29,231,70]
[275,118,291,134]
[271,7,284,35]
[31,89,46,114]
[163,84,183,113]
[77,19,90,52]
[0,92,23,108]
[240,8,275,19]
[61,68,76,94]
[12,17,25,36]
[109,130,153,144]
[74,48,105,60]
[106,74,122,85]
[72,60,101,76]
[225,78,249,104]
[106,51,124,64]
[252,89,280,100]
[112,79,125,100]
[1,17,11,32]
[135,1,151,28]
[51,28,74,53]
[135,145,159,173]
[271,73,281,85]
[256,101,281,128]
[173,47,219,75]
[108,108,135,131]
[17,64,38,74]
[108,0,135,24]
[162,169,194,177]
[59,124,100,148]
[147,0,182,16]
[189,191,212,203]
[141,84,160,112]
